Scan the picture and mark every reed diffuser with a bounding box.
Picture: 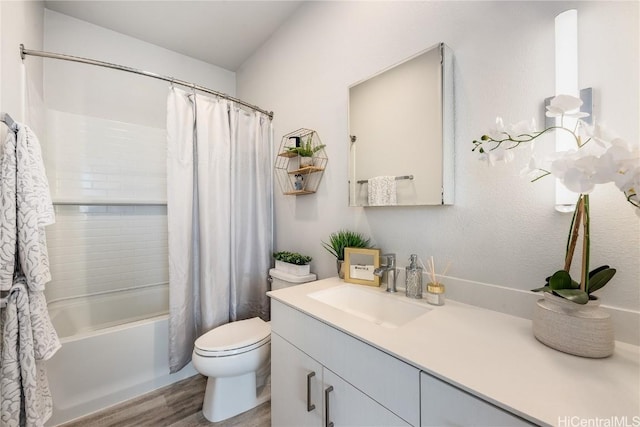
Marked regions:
[424,256,450,306]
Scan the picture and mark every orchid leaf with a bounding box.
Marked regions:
[553,289,589,304]
[589,265,610,278]
[548,270,574,290]
[531,286,552,293]
[588,267,616,294]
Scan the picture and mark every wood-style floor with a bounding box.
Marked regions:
[59,375,271,427]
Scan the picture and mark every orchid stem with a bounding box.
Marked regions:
[581,194,590,293]
[565,195,583,272]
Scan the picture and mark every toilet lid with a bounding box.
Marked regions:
[194,317,270,356]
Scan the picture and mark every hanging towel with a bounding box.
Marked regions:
[0,130,18,290]
[0,277,60,427]
[368,176,397,206]
[0,122,59,426]
[0,123,55,292]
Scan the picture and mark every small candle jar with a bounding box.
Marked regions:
[426,282,445,306]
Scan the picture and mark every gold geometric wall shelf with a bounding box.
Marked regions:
[275,128,328,195]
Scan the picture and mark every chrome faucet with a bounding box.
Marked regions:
[374,253,398,293]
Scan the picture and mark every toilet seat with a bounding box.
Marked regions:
[194,317,271,357]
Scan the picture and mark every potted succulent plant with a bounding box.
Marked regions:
[322,230,373,278]
[273,251,312,276]
[287,135,326,168]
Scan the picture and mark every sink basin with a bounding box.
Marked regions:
[308,285,431,328]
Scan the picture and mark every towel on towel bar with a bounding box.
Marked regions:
[0,124,55,292]
[367,176,397,206]
[1,277,60,427]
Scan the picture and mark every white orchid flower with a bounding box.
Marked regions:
[478,140,515,165]
[486,116,506,140]
[551,150,603,193]
[604,141,640,193]
[477,117,539,166]
[545,94,590,119]
[506,118,537,140]
[520,150,551,181]
[474,105,639,214]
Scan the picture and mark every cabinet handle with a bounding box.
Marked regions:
[324,385,334,427]
[306,371,316,412]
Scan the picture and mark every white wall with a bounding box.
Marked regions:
[43,9,235,128]
[238,1,639,334]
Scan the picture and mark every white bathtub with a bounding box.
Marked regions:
[45,284,197,426]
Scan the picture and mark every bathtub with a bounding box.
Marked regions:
[45,283,197,426]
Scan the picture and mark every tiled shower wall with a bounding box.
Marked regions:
[42,109,168,302]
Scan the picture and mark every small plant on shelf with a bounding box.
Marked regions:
[286,135,326,158]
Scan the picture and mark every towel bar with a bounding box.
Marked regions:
[356,175,413,184]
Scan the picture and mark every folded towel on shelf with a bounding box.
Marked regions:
[367,176,397,206]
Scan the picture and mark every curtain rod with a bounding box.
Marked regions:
[20,44,274,120]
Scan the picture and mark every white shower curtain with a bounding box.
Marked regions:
[166,87,272,373]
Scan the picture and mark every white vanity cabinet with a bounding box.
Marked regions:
[269,278,640,426]
[271,332,323,426]
[272,333,409,426]
[270,300,419,427]
[420,372,533,426]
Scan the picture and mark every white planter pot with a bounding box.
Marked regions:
[275,260,311,276]
[532,292,614,358]
[299,156,314,168]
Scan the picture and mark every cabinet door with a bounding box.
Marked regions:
[323,368,410,427]
[271,333,323,427]
[420,372,532,426]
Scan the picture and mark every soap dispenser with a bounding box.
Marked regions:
[405,254,423,299]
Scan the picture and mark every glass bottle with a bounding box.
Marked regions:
[405,254,423,299]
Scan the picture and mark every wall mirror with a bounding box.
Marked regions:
[348,42,454,207]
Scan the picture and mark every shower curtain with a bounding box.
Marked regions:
[166,87,272,373]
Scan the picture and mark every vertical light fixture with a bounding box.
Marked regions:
[554,9,579,213]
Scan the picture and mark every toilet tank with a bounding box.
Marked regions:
[269,268,316,291]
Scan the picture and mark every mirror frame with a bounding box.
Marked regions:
[348,42,454,207]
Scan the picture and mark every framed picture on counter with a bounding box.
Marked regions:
[344,247,381,286]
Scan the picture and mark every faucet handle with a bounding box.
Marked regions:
[380,253,396,268]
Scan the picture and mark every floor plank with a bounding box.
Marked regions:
[58,375,270,427]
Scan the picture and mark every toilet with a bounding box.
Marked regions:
[192,268,316,422]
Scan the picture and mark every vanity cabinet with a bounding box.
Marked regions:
[271,333,323,426]
[270,300,420,426]
[420,372,533,426]
[271,333,409,427]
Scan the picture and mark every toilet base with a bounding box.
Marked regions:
[202,372,266,422]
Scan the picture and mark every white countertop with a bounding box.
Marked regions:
[268,277,640,426]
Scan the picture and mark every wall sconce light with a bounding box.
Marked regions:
[547,9,593,213]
